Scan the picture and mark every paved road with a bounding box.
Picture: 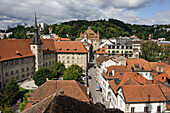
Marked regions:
[88,64,103,104]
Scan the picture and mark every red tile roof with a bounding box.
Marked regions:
[54,37,71,41]
[27,80,90,103]
[96,45,106,54]
[54,41,88,53]
[153,72,170,82]
[0,39,58,62]
[151,62,170,75]
[126,58,152,71]
[109,72,150,93]
[0,39,34,61]
[122,85,166,103]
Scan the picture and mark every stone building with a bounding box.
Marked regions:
[54,41,88,73]
[0,15,88,89]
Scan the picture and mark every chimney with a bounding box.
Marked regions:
[156,67,159,72]
[112,70,115,76]
[46,78,49,81]
[161,67,163,73]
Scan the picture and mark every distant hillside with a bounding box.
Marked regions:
[3,19,170,41]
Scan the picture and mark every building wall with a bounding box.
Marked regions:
[43,53,56,68]
[92,40,100,51]
[30,44,43,71]
[1,57,35,87]
[126,102,166,113]
[0,62,3,89]
[57,53,87,73]
[139,72,153,80]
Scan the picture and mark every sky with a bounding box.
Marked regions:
[0,0,170,30]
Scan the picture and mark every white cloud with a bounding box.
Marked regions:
[0,0,169,29]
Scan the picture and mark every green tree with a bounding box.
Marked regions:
[50,62,66,78]
[140,41,163,61]
[63,64,83,82]
[142,34,145,40]
[4,78,19,105]
[33,67,54,86]
[0,104,14,113]
[3,34,7,39]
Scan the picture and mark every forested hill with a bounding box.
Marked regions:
[4,19,170,41]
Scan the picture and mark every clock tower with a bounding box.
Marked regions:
[30,13,43,71]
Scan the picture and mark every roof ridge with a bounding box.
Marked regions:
[75,81,89,102]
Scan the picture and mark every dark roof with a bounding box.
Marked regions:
[23,94,104,113]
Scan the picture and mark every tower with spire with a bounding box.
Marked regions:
[30,13,43,71]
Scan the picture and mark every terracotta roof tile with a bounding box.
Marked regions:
[122,85,166,103]
[54,37,71,41]
[96,45,106,54]
[54,41,88,53]
[27,80,90,103]
[0,39,34,61]
[126,58,152,71]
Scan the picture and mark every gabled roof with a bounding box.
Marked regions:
[109,72,149,93]
[0,39,58,62]
[23,94,103,113]
[27,80,90,103]
[0,39,34,61]
[151,62,170,75]
[126,58,152,71]
[96,45,106,54]
[54,41,88,53]
[153,72,170,83]
[122,85,167,103]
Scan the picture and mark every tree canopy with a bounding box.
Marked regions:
[33,67,55,86]
[140,41,165,62]
[63,64,83,82]
[50,62,66,78]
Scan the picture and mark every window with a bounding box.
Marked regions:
[11,71,14,75]
[49,62,51,65]
[144,106,148,112]
[122,46,124,49]
[6,79,9,83]
[108,50,110,53]
[4,62,8,67]
[22,74,25,78]
[102,50,104,53]
[22,68,24,72]
[15,60,18,65]
[58,56,60,59]
[120,100,122,108]
[131,107,135,113]
[117,46,119,49]
[157,106,161,112]
[130,46,132,49]
[162,77,164,80]
[67,61,70,63]
[16,76,19,80]
[67,56,69,59]
[109,72,112,77]
[21,58,24,63]
[27,67,29,71]
[27,73,29,76]
[72,57,74,59]
[5,72,8,76]
[10,61,13,66]
[72,61,74,63]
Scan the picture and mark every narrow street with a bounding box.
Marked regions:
[88,61,110,108]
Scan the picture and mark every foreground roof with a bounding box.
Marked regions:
[122,84,166,103]
[27,80,90,103]
[23,94,103,113]
[54,41,88,53]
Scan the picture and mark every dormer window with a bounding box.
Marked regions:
[59,48,62,51]
[66,48,69,51]
[74,48,77,51]
[109,72,112,77]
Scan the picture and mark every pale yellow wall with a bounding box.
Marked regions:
[57,53,87,73]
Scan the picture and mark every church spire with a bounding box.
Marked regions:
[30,13,43,45]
